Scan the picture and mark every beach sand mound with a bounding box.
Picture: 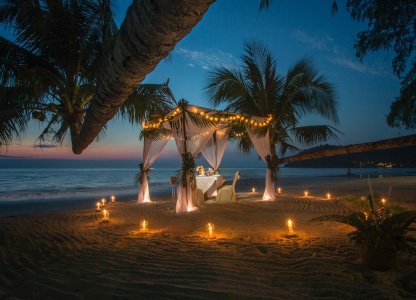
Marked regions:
[1,184,416,298]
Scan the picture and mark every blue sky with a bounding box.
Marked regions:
[2,0,414,164]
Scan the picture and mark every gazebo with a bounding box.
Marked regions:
[138,99,278,213]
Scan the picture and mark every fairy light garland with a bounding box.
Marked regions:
[142,106,273,130]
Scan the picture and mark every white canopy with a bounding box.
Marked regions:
[139,101,276,213]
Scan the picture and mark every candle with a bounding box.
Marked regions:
[102,209,109,222]
[139,220,148,232]
[277,187,282,194]
[364,212,368,220]
[251,187,256,193]
[304,191,309,197]
[101,198,106,206]
[381,198,387,205]
[287,219,295,235]
[110,195,116,203]
[206,222,215,238]
[95,202,101,212]
[326,193,331,200]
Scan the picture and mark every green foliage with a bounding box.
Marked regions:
[312,195,416,255]
[265,154,279,181]
[0,0,117,147]
[345,0,416,129]
[205,41,338,162]
[178,152,196,188]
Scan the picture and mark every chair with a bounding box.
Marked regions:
[216,171,240,202]
[192,188,205,206]
[169,176,177,201]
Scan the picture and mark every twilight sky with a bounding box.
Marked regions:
[1,0,414,163]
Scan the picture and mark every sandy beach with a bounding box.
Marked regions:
[1,176,416,299]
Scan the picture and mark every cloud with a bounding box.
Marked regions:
[329,56,381,75]
[291,30,383,76]
[0,155,24,159]
[33,144,57,149]
[291,30,334,52]
[175,47,239,70]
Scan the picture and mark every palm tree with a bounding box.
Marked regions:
[205,41,339,174]
[74,0,215,153]
[0,1,175,149]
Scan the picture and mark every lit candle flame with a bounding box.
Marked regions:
[277,187,282,194]
[207,222,215,238]
[101,198,106,206]
[102,209,109,222]
[251,187,256,193]
[110,195,116,203]
[364,212,368,220]
[96,202,101,211]
[381,198,387,205]
[140,220,148,232]
[304,191,309,197]
[326,193,331,200]
[287,219,295,235]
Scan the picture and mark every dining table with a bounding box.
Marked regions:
[195,174,226,197]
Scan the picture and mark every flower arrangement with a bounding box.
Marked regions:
[196,166,205,175]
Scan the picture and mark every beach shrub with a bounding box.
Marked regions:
[311,195,416,271]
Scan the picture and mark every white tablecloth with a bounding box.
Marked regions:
[195,175,225,197]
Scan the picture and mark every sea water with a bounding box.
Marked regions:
[1,167,415,205]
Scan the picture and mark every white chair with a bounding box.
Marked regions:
[216,171,240,202]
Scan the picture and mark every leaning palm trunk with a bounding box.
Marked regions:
[73,0,214,154]
[278,134,416,164]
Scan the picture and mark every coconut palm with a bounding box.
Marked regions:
[205,41,339,169]
[0,0,176,149]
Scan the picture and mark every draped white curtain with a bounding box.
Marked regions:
[247,129,276,201]
[138,134,171,203]
[201,128,229,172]
[172,114,216,213]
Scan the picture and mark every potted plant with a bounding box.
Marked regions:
[311,194,416,271]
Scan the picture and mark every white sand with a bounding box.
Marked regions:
[1,176,415,299]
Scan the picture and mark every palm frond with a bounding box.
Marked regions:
[119,84,176,124]
[291,125,340,146]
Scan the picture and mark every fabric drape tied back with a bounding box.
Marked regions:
[247,129,276,201]
[201,128,229,173]
[137,133,171,203]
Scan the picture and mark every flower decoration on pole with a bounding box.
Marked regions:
[265,154,279,182]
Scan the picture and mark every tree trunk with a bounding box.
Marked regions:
[73,0,215,154]
[278,134,416,164]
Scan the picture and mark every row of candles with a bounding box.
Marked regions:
[250,187,332,200]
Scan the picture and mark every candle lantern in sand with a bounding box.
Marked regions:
[277,187,282,194]
[95,202,101,212]
[102,209,110,222]
[101,198,106,206]
[110,195,116,203]
[304,190,309,197]
[287,219,295,235]
[206,222,215,238]
[251,187,256,194]
[139,220,148,232]
[326,193,331,200]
